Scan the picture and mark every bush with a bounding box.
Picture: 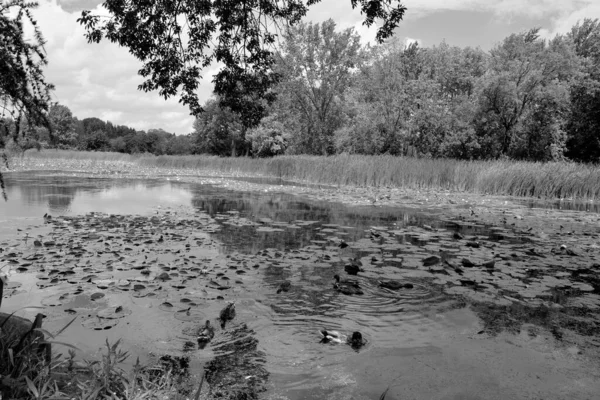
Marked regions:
[247,115,290,157]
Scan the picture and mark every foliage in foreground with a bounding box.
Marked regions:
[0,333,191,400]
[1,274,194,400]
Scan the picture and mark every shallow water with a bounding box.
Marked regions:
[1,171,599,399]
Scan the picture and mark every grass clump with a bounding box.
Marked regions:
[0,334,193,400]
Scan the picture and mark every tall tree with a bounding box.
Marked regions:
[276,19,363,154]
[475,29,579,160]
[48,103,77,148]
[566,18,600,162]
[192,99,244,156]
[78,0,406,129]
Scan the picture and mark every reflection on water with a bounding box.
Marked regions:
[521,198,600,213]
[1,172,193,217]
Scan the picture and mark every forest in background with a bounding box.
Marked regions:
[2,18,599,162]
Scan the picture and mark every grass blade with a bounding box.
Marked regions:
[379,386,390,400]
[46,340,81,351]
[53,316,77,337]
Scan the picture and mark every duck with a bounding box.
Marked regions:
[333,275,364,295]
[219,302,236,329]
[319,330,367,349]
[378,280,413,290]
[197,320,215,345]
[276,280,291,294]
[344,262,363,276]
[319,329,347,344]
[347,331,367,349]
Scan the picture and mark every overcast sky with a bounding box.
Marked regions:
[32,0,600,135]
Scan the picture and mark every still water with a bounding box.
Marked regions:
[1,171,575,400]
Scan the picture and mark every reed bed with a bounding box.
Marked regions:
[18,150,600,200]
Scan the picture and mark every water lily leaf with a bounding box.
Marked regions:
[97,306,131,319]
[90,293,105,301]
[159,301,178,312]
[82,317,120,330]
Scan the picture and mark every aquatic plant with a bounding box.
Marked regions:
[17,149,600,200]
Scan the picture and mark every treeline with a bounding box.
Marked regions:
[196,18,600,162]
[0,107,194,155]
[2,18,599,162]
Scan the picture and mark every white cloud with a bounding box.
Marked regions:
[28,0,600,137]
[32,0,208,134]
[403,0,584,19]
[404,37,422,48]
[403,0,600,35]
[546,2,600,35]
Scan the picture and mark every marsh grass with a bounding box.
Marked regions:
[0,332,192,400]
[15,149,600,200]
[1,296,193,400]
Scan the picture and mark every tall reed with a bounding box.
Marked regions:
[18,150,600,200]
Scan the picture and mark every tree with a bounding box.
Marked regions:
[82,130,110,151]
[339,40,427,155]
[48,103,77,148]
[566,18,600,162]
[0,0,53,141]
[276,19,363,154]
[247,114,290,157]
[77,0,406,128]
[192,99,244,156]
[474,29,580,160]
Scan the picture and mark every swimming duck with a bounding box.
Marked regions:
[219,302,236,329]
[344,262,363,276]
[347,331,367,349]
[276,280,291,294]
[197,320,215,345]
[378,280,413,290]
[319,330,367,349]
[319,329,347,344]
[333,275,364,295]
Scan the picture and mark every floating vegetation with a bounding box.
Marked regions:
[3,168,600,399]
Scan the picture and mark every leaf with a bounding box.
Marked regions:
[45,340,81,351]
[54,316,78,337]
[25,376,39,398]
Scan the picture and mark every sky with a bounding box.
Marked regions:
[27,0,600,135]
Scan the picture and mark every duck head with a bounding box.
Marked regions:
[348,331,365,349]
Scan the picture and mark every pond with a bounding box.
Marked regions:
[1,170,599,400]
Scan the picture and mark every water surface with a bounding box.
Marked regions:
[1,170,593,400]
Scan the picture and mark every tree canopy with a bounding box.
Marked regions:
[77,0,407,127]
[0,0,53,139]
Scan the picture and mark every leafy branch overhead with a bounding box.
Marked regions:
[0,0,54,135]
[77,0,407,127]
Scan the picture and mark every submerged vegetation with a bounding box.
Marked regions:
[11,149,600,200]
